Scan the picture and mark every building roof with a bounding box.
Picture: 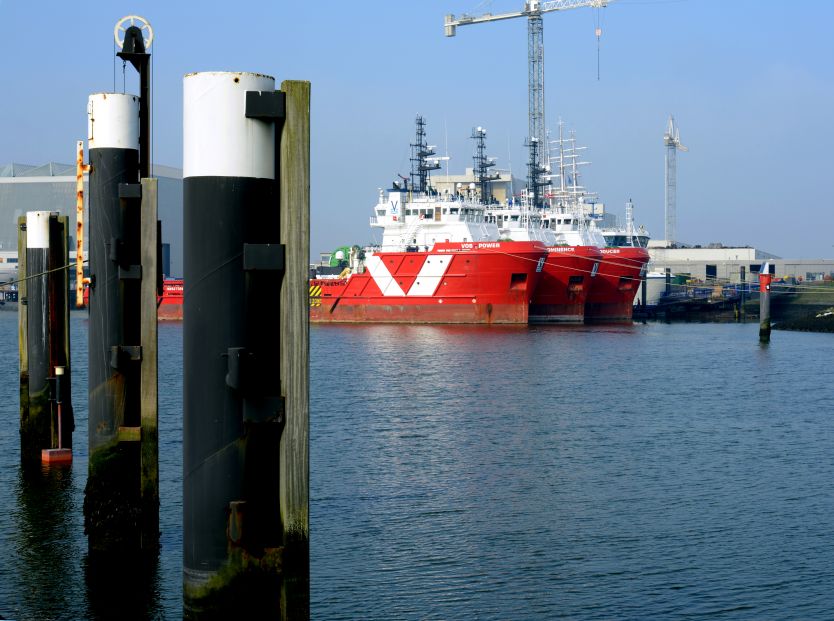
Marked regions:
[0,162,75,177]
[0,162,182,179]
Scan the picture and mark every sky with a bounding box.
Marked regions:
[1,0,833,259]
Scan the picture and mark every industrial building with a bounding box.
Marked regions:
[646,242,834,283]
[0,161,183,283]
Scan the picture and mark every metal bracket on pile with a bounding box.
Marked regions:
[243,243,285,272]
[118,183,142,200]
[225,346,286,425]
[225,347,252,392]
[244,90,286,120]
[110,345,142,369]
[109,237,123,263]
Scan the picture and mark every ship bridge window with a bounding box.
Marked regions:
[406,209,414,216]
[376,209,385,216]
[511,215,519,222]
[565,219,572,225]
[450,208,459,214]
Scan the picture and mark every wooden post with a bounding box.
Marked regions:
[18,216,32,464]
[45,214,73,462]
[279,79,311,619]
[140,178,159,548]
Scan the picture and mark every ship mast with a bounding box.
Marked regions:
[410,115,441,195]
[471,126,499,204]
[525,137,548,208]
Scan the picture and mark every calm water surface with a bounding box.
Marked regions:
[1,313,833,619]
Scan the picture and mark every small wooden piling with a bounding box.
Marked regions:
[18,216,31,463]
[279,79,311,619]
[18,213,73,466]
[140,178,159,548]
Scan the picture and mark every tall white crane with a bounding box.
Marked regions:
[445,0,613,201]
[663,115,687,246]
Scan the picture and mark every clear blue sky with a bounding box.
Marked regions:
[1,0,832,258]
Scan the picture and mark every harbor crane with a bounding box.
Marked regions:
[663,115,687,246]
[445,0,613,198]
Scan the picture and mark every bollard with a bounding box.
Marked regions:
[83,91,145,552]
[19,212,73,467]
[183,71,309,618]
[739,265,746,321]
[759,263,772,343]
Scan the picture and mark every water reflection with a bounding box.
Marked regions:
[13,464,79,619]
[84,549,162,620]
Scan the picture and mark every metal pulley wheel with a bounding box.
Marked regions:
[114,15,154,50]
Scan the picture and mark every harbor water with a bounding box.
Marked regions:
[1,312,833,619]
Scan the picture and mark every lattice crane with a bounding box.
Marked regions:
[663,115,687,246]
[445,1,613,200]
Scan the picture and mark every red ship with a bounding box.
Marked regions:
[311,241,547,324]
[157,278,183,321]
[584,247,649,322]
[81,278,183,320]
[529,245,602,323]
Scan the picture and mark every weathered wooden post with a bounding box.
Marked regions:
[759,262,772,343]
[18,212,73,467]
[279,79,311,619]
[183,72,310,618]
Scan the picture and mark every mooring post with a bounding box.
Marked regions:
[759,262,772,343]
[18,212,73,467]
[641,272,647,309]
[739,265,746,321]
[84,90,152,552]
[279,79,311,619]
[183,71,308,618]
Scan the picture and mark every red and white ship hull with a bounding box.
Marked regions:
[530,245,602,323]
[158,279,183,321]
[584,247,649,322]
[310,241,547,324]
